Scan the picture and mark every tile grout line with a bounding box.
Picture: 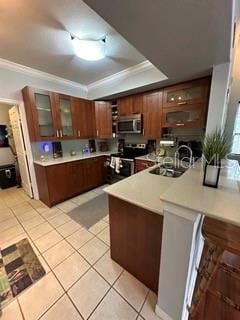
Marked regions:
[1,187,150,319]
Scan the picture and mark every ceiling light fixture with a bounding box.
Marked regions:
[71,35,106,61]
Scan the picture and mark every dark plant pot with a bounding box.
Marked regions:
[203,161,221,188]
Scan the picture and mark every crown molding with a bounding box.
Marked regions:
[87,60,155,90]
[0,58,88,93]
[0,58,162,96]
[0,98,21,105]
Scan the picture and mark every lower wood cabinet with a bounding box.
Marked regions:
[109,195,163,293]
[34,156,107,207]
[135,159,154,173]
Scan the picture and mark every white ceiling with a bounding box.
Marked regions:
[0,0,147,85]
[84,0,234,82]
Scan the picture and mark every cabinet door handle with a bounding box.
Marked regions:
[142,128,145,135]
[78,130,81,137]
[96,130,99,137]
[60,129,63,137]
[176,123,185,126]
[56,130,59,138]
[178,101,187,105]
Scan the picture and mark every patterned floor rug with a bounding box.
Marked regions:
[0,238,46,309]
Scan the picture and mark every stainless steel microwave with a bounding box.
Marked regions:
[116,114,142,134]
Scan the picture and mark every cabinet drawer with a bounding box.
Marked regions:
[135,160,154,173]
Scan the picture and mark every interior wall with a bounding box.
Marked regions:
[225,14,240,145]
[205,63,231,133]
[0,103,15,165]
[0,66,88,102]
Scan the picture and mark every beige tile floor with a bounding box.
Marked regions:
[0,186,159,320]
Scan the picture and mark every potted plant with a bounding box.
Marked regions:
[202,128,231,188]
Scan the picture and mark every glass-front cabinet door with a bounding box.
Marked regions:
[34,91,56,139]
[57,95,74,138]
[162,105,205,128]
[163,78,210,108]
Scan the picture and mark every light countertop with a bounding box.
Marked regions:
[134,154,156,162]
[104,159,240,227]
[34,151,111,166]
[161,159,240,227]
[104,158,175,215]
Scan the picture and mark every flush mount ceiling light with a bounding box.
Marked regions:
[71,35,106,61]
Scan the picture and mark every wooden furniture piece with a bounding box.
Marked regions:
[72,98,95,138]
[34,156,106,206]
[162,78,210,128]
[95,101,112,138]
[143,91,163,138]
[189,217,240,319]
[22,86,97,141]
[22,87,58,141]
[55,93,75,139]
[135,159,154,173]
[108,195,163,293]
[117,94,143,116]
[163,78,210,108]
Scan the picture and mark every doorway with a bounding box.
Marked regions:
[0,101,33,197]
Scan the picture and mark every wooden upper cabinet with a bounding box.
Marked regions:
[162,104,207,128]
[95,101,112,139]
[118,94,143,116]
[118,96,133,115]
[72,98,95,138]
[143,91,163,138]
[132,94,143,114]
[163,78,210,108]
[162,78,210,128]
[22,86,58,141]
[55,93,75,139]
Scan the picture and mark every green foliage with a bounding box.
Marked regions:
[202,128,231,163]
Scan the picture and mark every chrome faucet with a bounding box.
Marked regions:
[176,144,193,166]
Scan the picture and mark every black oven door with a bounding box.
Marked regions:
[118,160,133,177]
[107,158,134,183]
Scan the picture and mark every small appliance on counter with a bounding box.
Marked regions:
[106,143,147,184]
[52,141,63,158]
[158,139,175,157]
[98,141,108,152]
[88,139,96,153]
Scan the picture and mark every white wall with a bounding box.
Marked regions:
[0,103,15,165]
[205,63,231,133]
[225,8,240,141]
[0,65,87,102]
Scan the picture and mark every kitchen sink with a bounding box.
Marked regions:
[149,163,188,178]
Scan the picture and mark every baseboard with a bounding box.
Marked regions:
[155,305,174,320]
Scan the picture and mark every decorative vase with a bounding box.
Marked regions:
[203,161,221,188]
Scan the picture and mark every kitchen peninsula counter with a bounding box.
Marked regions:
[104,158,240,314]
[105,159,240,226]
